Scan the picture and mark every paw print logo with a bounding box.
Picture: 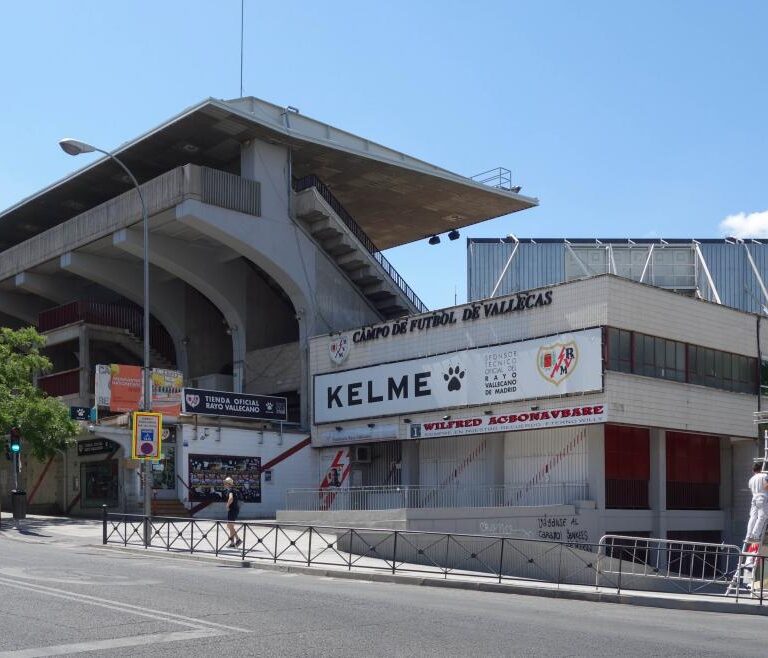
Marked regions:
[444,366,465,392]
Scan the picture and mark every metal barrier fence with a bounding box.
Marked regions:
[102,511,765,602]
[283,483,590,511]
[598,534,762,600]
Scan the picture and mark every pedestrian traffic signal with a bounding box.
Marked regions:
[9,428,21,454]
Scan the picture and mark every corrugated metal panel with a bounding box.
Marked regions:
[201,166,261,216]
[467,241,565,301]
[351,441,402,487]
[469,240,768,314]
[504,426,588,485]
[419,435,493,487]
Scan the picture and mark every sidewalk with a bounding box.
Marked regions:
[4,513,768,616]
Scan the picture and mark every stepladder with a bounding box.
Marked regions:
[727,418,768,597]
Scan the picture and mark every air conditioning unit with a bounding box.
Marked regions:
[353,446,371,463]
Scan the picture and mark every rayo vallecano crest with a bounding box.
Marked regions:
[537,341,578,385]
[329,334,351,365]
[184,392,201,409]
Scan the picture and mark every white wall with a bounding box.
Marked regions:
[177,424,315,519]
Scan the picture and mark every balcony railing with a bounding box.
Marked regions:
[293,175,428,314]
[37,368,80,397]
[38,300,176,366]
[605,479,649,509]
[284,483,590,511]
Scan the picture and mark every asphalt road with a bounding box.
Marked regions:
[0,522,765,657]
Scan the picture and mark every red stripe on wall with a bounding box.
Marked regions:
[27,456,55,505]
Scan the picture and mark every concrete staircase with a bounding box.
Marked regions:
[152,498,189,518]
[294,177,427,320]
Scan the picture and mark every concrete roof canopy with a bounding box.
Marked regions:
[0,96,537,252]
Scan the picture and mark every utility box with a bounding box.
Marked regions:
[11,490,26,520]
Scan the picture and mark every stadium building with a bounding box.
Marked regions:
[0,96,533,515]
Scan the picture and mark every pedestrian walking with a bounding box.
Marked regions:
[224,476,242,548]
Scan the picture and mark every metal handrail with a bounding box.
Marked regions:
[293,174,428,314]
[470,167,512,190]
[102,511,766,603]
[283,482,590,511]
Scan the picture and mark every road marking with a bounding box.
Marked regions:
[0,576,252,634]
[0,629,222,657]
[0,567,159,586]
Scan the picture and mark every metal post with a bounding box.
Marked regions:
[392,530,398,575]
[307,526,313,567]
[102,505,108,545]
[498,538,505,584]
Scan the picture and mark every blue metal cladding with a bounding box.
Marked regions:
[468,239,768,314]
[467,240,565,301]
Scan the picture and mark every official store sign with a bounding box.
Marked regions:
[408,404,606,439]
[313,328,602,424]
[182,387,288,422]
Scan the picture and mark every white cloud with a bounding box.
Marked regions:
[719,210,768,238]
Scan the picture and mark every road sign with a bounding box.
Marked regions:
[131,412,163,459]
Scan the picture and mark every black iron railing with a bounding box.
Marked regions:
[102,512,764,602]
[293,175,428,314]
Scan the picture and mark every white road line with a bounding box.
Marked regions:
[0,576,252,634]
[0,629,222,657]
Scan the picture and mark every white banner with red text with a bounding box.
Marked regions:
[407,404,606,439]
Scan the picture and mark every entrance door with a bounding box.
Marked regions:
[152,444,177,500]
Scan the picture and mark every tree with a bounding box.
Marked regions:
[0,326,79,460]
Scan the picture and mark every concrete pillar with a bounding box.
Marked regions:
[240,138,290,220]
[78,325,90,407]
[400,439,420,486]
[60,252,189,376]
[113,228,248,392]
[650,428,668,539]
[720,437,733,543]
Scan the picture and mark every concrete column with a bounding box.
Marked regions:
[78,325,90,407]
[60,252,189,376]
[586,424,605,509]
[240,138,290,220]
[113,229,248,392]
[650,428,667,539]
[400,439,420,487]
[720,437,733,543]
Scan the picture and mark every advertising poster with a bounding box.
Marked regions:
[314,328,603,423]
[151,369,183,416]
[96,364,183,415]
[188,454,262,503]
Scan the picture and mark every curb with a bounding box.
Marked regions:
[95,544,768,617]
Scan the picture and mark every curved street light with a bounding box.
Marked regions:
[58,138,152,534]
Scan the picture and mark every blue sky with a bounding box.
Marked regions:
[1,1,767,310]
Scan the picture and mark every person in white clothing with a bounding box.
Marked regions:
[745,462,768,543]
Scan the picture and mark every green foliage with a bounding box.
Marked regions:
[0,326,79,460]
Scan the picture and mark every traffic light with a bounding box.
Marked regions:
[9,428,21,454]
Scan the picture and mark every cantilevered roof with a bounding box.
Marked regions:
[0,96,537,251]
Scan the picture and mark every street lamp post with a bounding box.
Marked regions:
[59,138,152,537]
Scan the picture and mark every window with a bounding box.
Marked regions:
[606,327,757,395]
[606,327,632,373]
[666,432,720,510]
[605,425,650,509]
[632,332,685,382]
